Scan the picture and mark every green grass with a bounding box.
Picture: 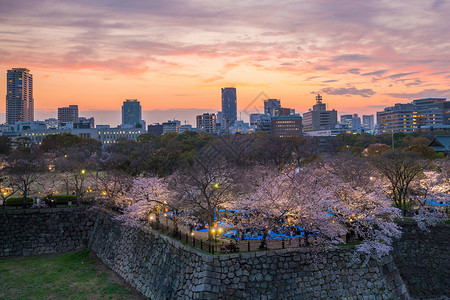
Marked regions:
[0,249,136,300]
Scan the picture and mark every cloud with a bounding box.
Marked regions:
[332,54,372,62]
[345,68,360,74]
[362,70,388,76]
[387,72,420,79]
[384,89,450,99]
[321,87,376,98]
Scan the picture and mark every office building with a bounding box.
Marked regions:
[302,94,337,132]
[76,117,95,129]
[377,103,416,133]
[413,98,446,126]
[271,115,302,138]
[250,114,272,133]
[362,115,375,132]
[162,120,180,134]
[264,99,281,116]
[196,113,216,134]
[6,68,34,124]
[340,115,353,128]
[44,118,58,129]
[439,102,450,125]
[148,124,164,136]
[58,105,79,124]
[122,99,142,127]
[377,98,448,133]
[221,87,237,128]
[178,124,193,133]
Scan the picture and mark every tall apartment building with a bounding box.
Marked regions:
[271,115,302,138]
[302,94,337,132]
[264,99,281,116]
[6,68,34,124]
[221,87,237,128]
[58,105,79,124]
[196,113,216,134]
[122,99,142,127]
[377,98,448,133]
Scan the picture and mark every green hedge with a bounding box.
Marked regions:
[4,197,33,207]
[43,195,77,205]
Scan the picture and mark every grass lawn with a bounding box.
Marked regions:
[0,249,143,300]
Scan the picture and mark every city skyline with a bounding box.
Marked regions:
[1,1,450,121]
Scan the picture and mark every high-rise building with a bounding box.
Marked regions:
[271,115,303,138]
[362,115,375,132]
[302,94,337,132]
[122,99,142,127]
[264,99,281,116]
[6,68,34,124]
[340,115,353,128]
[58,105,79,124]
[221,87,237,128]
[196,113,216,134]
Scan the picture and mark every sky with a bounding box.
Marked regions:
[1,0,450,126]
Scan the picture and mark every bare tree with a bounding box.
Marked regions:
[371,150,428,215]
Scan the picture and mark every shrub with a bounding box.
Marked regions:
[43,195,77,205]
[4,197,34,207]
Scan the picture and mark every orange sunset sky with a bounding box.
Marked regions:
[1,0,450,126]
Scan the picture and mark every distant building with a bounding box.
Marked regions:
[276,107,295,116]
[221,87,237,128]
[75,117,95,129]
[271,115,302,138]
[162,120,180,134]
[362,115,375,133]
[178,124,194,133]
[229,121,256,135]
[44,118,58,129]
[302,94,337,132]
[377,98,448,133]
[216,111,223,128]
[13,121,47,132]
[340,115,353,128]
[122,99,142,127]
[6,68,34,124]
[19,127,144,146]
[250,113,272,134]
[148,124,163,136]
[439,102,450,125]
[58,105,78,124]
[377,103,415,133]
[196,113,216,134]
[264,99,281,116]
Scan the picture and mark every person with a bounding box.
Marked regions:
[220,242,228,253]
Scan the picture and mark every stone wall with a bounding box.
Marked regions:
[89,210,409,299]
[392,222,450,299]
[1,208,448,299]
[0,208,94,257]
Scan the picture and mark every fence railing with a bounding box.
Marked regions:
[148,219,325,254]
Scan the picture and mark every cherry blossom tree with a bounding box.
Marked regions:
[410,161,450,230]
[116,176,170,228]
[168,158,240,241]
